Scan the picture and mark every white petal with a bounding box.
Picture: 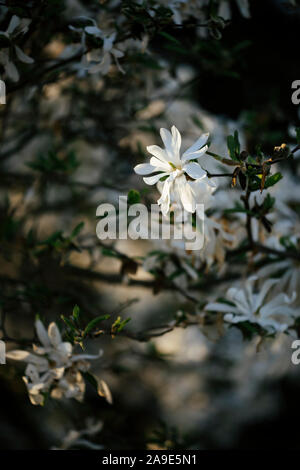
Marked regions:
[175,176,195,213]
[48,322,62,348]
[57,342,72,357]
[227,287,249,314]
[7,15,21,35]
[157,178,171,215]
[255,278,278,311]
[256,260,288,278]
[236,0,251,18]
[181,145,208,162]
[25,363,39,382]
[184,162,206,180]
[72,349,103,362]
[182,133,209,160]
[205,302,237,313]
[134,163,155,175]
[6,350,31,361]
[97,379,113,404]
[112,49,124,58]
[6,350,49,368]
[146,145,169,163]
[171,125,182,159]
[35,320,51,348]
[14,46,34,64]
[160,127,173,153]
[143,173,167,185]
[84,26,102,37]
[224,313,249,324]
[103,33,116,52]
[150,156,171,171]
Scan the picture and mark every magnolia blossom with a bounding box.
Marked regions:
[6,320,102,405]
[205,277,298,333]
[255,235,300,300]
[143,197,236,290]
[52,419,103,450]
[69,18,124,76]
[87,32,124,75]
[134,125,213,215]
[0,15,34,82]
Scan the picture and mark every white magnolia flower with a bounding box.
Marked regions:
[134,125,212,215]
[0,15,34,82]
[88,32,124,75]
[255,235,300,300]
[196,216,236,271]
[205,276,298,333]
[68,18,124,76]
[22,363,54,406]
[52,419,103,450]
[6,319,102,405]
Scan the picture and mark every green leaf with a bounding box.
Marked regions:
[117,317,131,332]
[227,135,237,161]
[61,315,75,331]
[191,115,204,130]
[70,222,84,239]
[159,31,181,45]
[72,305,80,321]
[112,316,131,333]
[128,189,141,205]
[83,315,110,337]
[262,193,275,211]
[227,131,241,161]
[234,130,240,155]
[40,231,63,246]
[102,247,120,258]
[264,172,283,189]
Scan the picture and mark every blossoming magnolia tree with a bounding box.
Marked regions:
[0,0,300,451]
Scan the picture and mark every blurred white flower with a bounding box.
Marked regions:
[52,418,103,450]
[155,0,250,27]
[134,125,213,215]
[6,319,102,405]
[205,276,298,333]
[88,32,124,75]
[0,15,34,82]
[68,18,124,76]
[256,235,300,300]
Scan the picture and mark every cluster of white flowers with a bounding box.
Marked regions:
[134,123,300,334]
[135,126,240,277]
[68,18,124,77]
[0,15,34,82]
[62,0,251,79]
[134,125,214,215]
[205,276,298,333]
[6,320,102,405]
